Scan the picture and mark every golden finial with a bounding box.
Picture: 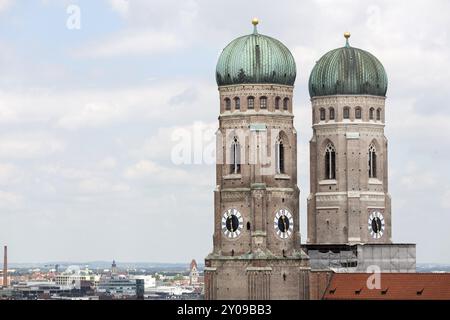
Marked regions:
[344,31,351,47]
[252,18,259,34]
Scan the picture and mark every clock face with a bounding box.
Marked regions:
[368,211,385,239]
[273,209,294,239]
[221,208,243,239]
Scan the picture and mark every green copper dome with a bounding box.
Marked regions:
[309,34,388,98]
[216,21,296,86]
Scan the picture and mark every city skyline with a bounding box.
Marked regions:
[0,0,450,264]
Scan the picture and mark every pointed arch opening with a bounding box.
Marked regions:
[225,98,231,111]
[343,106,350,119]
[325,143,336,180]
[368,144,377,178]
[355,106,362,119]
[275,135,285,174]
[319,108,326,121]
[275,96,281,110]
[247,96,255,109]
[329,107,335,120]
[234,97,240,110]
[230,136,241,174]
[376,108,382,121]
[260,96,267,109]
[283,97,289,111]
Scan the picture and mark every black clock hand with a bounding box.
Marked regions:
[282,216,287,233]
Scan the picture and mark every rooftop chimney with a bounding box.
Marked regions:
[2,245,7,288]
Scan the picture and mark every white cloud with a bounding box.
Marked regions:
[400,164,437,191]
[0,162,22,184]
[124,160,172,179]
[57,102,124,130]
[124,159,210,186]
[0,133,65,159]
[387,97,450,144]
[39,165,91,180]
[108,0,129,17]
[0,190,22,208]
[76,30,183,58]
[131,121,217,163]
[78,177,130,194]
[98,156,118,170]
[0,0,13,13]
[442,189,450,209]
[0,81,215,130]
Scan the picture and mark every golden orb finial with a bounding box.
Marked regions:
[344,32,351,47]
[252,18,259,26]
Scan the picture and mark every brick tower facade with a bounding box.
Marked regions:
[204,20,310,300]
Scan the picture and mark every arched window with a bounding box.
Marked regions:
[369,108,375,120]
[275,136,285,174]
[325,143,336,180]
[343,107,350,119]
[275,97,281,110]
[234,97,240,110]
[260,96,267,109]
[368,144,377,178]
[329,107,335,120]
[225,98,231,110]
[355,107,362,119]
[283,98,289,111]
[376,108,381,121]
[319,108,326,121]
[247,96,254,109]
[230,137,241,174]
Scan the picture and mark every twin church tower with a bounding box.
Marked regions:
[204,19,414,300]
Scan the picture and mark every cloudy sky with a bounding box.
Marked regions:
[0,0,449,264]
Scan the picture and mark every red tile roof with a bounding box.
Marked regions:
[323,273,450,300]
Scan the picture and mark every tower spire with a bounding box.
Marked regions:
[252,18,259,34]
[344,31,351,47]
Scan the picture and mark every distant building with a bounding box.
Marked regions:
[111,260,117,275]
[146,285,195,299]
[54,266,100,289]
[129,275,156,291]
[13,281,72,299]
[189,260,199,285]
[95,260,145,298]
[97,274,140,298]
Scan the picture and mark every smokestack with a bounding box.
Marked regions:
[3,245,7,288]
